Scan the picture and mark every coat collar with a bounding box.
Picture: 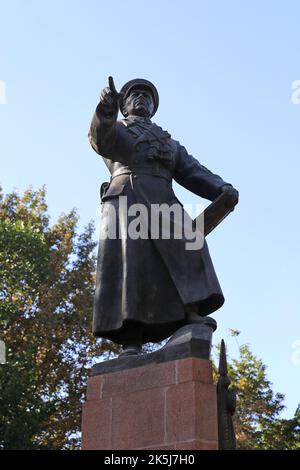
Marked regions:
[122,116,152,127]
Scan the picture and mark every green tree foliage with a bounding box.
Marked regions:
[0,187,118,449]
[214,336,300,449]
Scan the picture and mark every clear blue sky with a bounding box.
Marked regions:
[1,0,299,418]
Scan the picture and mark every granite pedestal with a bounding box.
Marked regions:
[81,323,218,450]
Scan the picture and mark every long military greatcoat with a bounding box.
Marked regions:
[89,103,231,344]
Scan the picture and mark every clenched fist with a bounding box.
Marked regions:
[220,184,239,206]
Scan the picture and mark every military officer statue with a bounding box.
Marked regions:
[89,77,238,357]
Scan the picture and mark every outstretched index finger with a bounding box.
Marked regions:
[108,76,118,97]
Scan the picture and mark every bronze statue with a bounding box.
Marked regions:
[89,77,238,356]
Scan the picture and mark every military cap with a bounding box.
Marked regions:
[120,78,159,117]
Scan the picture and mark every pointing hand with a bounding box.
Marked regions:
[99,76,122,113]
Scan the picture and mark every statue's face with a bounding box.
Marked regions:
[124,87,154,117]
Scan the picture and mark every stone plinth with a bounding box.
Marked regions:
[82,355,218,450]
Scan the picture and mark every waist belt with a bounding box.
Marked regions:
[110,166,172,181]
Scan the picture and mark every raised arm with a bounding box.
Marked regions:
[88,76,122,156]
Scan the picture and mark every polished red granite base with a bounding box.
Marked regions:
[81,357,218,450]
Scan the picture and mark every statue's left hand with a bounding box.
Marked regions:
[220,185,239,206]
